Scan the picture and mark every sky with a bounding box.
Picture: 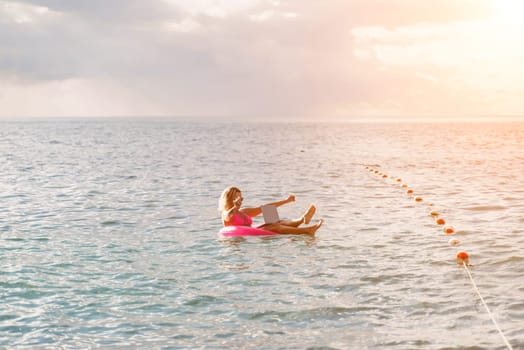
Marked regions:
[1,0,524,120]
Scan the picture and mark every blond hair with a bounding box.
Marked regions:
[218,186,241,212]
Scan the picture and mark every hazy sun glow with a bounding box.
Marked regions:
[491,0,524,24]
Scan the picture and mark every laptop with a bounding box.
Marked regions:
[261,205,280,224]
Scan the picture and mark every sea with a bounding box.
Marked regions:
[1,119,523,349]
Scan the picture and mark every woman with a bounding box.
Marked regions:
[219,186,323,235]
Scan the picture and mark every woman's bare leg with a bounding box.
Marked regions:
[263,219,323,235]
[303,204,316,224]
[278,218,302,227]
[279,204,316,227]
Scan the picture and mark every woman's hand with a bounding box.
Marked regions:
[286,194,296,203]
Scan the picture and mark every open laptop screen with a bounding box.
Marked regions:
[261,205,280,224]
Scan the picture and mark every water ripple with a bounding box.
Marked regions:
[1,121,523,349]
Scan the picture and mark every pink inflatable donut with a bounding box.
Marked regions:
[219,225,278,237]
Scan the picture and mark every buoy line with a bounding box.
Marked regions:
[364,165,514,350]
[462,262,514,350]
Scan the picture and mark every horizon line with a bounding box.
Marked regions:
[1,115,523,123]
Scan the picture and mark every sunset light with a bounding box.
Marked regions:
[491,0,524,24]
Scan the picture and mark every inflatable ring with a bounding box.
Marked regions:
[219,225,278,237]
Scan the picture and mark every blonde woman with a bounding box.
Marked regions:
[219,186,323,235]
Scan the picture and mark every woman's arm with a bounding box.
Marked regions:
[241,195,295,217]
[267,194,295,208]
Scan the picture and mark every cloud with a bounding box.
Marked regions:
[351,16,524,114]
[0,75,158,116]
[163,18,201,33]
[163,0,263,18]
[12,0,179,21]
[0,1,59,23]
[1,0,523,118]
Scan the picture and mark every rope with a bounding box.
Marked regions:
[462,262,514,350]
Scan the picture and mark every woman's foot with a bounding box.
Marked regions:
[302,204,316,224]
[305,219,323,235]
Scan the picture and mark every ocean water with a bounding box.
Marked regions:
[0,120,523,349]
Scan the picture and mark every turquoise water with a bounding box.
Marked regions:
[1,120,523,349]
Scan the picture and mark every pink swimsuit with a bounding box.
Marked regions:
[227,212,253,226]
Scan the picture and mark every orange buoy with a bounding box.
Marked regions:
[406,189,414,194]
[456,251,469,265]
[415,196,423,202]
[448,238,460,246]
[382,174,388,179]
[429,210,439,217]
[435,217,446,225]
[444,226,455,234]
[401,183,408,188]
[396,178,402,182]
